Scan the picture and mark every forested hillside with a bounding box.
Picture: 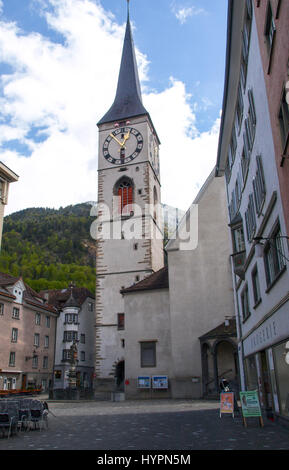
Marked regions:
[0,203,96,293]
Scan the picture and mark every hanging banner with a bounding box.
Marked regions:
[239,390,262,417]
[220,392,234,417]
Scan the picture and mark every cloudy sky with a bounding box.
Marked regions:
[0,0,228,215]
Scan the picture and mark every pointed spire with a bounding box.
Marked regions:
[97,3,148,126]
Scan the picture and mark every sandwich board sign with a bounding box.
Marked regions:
[220,392,234,418]
[239,390,264,427]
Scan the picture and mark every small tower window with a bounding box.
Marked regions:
[115,178,134,215]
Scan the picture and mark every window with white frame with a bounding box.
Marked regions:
[245,194,256,242]
[46,316,50,328]
[252,265,261,306]
[63,331,78,342]
[34,333,40,347]
[11,328,18,343]
[35,312,41,325]
[43,356,48,369]
[264,224,286,287]
[241,284,250,321]
[247,89,256,147]
[12,307,20,319]
[0,303,4,315]
[32,355,38,368]
[253,155,266,215]
[44,335,49,348]
[9,351,16,367]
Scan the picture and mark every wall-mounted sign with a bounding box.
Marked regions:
[152,376,168,389]
[137,376,150,389]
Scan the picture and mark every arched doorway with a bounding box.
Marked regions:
[115,360,125,391]
[214,339,239,391]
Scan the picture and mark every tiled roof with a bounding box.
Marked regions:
[0,271,57,313]
[199,318,237,340]
[121,266,169,294]
[40,287,94,309]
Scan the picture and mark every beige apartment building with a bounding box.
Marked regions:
[0,162,18,249]
[0,272,58,392]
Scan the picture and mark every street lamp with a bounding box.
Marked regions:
[253,236,289,262]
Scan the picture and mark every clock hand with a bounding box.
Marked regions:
[121,130,131,147]
[109,133,123,147]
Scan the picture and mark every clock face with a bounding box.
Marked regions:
[103,127,143,165]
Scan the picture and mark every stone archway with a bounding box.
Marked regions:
[213,339,239,392]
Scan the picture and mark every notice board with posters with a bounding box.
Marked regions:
[137,376,151,389]
[152,376,168,389]
[239,390,264,427]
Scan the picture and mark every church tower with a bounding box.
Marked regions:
[94,3,164,395]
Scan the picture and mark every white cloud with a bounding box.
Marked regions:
[0,0,219,216]
[171,3,206,25]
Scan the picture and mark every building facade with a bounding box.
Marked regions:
[0,162,18,249]
[94,9,164,395]
[41,286,95,390]
[253,0,289,237]
[0,272,58,391]
[122,171,236,399]
[216,0,289,422]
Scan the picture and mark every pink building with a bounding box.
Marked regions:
[0,272,58,392]
[254,0,289,236]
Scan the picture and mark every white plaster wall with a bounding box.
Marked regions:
[226,11,289,355]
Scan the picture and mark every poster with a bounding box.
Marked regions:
[152,376,168,389]
[137,376,151,389]
[239,390,262,417]
[220,392,234,415]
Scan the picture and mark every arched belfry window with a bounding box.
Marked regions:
[114,177,134,216]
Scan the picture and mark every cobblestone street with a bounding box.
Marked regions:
[0,399,288,452]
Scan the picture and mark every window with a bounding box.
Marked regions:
[35,313,41,325]
[81,351,85,362]
[43,356,48,369]
[236,83,244,132]
[34,333,40,347]
[241,134,250,184]
[32,355,38,368]
[232,224,245,253]
[63,331,78,342]
[252,266,261,306]
[0,303,4,315]
[9,352,16,367]
[117,313,125,330]
[117,180,133,215]
[80,334,85,344]
[62,349,72,362]
[140,341,156,367]
[247,89,256,148]
[241,285,250,321]
[278,87,289,152]
[65,313,78,324]
[265,2,276,54]
[46,316,50,328]
[44,335,49,348]
[253,155,266,214]
[245,194,256,242]
[88,302,94,312]
[11,328,18,343]
[264,224,286,287]
[12,307,20,319]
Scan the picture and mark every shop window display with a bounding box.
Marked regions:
[273,340,289,418]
